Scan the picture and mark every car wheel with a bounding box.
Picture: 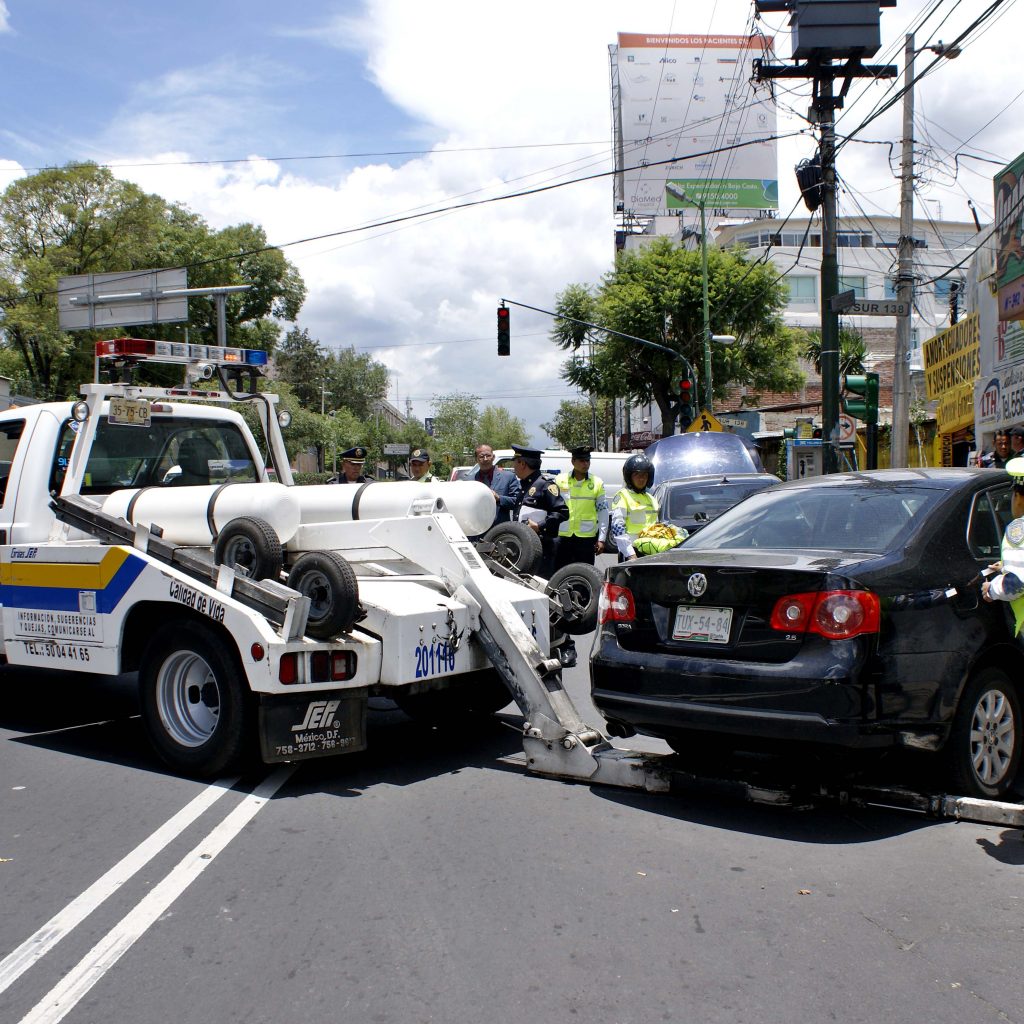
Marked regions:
[945,667,1022,799]
[287,550,360,639]
[214,516,283,580]
[483,522,543,576]
[546,562,603,636]
[139,621,251,777]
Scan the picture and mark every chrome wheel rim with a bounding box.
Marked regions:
[156,650,220,747]
[970,688,1016,787]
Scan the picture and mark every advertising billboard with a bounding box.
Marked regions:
[995,152,1024,321]
[613,33,778,217]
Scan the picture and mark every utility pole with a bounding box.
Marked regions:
[891,33,915,469]
[818,68,841,475]
[700,199,713,414]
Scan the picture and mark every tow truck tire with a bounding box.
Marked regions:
[287,550,359,639]
[214,516,283,580]
[546,562,603,636]
[139,622,252,778]
[945,667,1022,799]
[394,669,512,724]
[483,522,543,576]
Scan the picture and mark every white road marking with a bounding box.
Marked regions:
[0,775,239,997]
[18,766,294,1024]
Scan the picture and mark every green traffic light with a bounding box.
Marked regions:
[842,372,879,425]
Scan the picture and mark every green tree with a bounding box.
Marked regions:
[800,326,867,378]
[274,327,326,409]
[322,346,390,422]
[477,405,528,450]
[551,238,803,436]
[541,399,596,450]
[0,162,305,399]
[430,393,480,472]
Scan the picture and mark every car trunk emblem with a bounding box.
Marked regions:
[687,572,707,597]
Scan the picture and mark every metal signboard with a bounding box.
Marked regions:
[995,151,1024,321]
[613,33,778,217]
[58,268,188,330]
[845,299,910,317]
[383,443,410,456]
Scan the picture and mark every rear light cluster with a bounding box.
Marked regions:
[598,582,636,624]
[278,650,356,684]
[770,590,880,640]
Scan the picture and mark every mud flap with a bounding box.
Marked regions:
[259,689,368,763]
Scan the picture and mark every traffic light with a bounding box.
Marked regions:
[679,378,694,430]
[842,372,879,425]
[497,304,510,356]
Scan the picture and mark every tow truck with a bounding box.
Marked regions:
[1,338,1021,830]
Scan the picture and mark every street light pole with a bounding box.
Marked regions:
[699,199,713,413]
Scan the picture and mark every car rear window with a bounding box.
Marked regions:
[664,478,777,520]
[684,483,940,553]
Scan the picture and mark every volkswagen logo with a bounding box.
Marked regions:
[687,572,707,597]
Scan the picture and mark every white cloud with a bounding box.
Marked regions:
[0,3,10,34]
[84,1,1024,442]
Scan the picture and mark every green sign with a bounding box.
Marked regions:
[995,151,1024,321]
[665,178,779,210]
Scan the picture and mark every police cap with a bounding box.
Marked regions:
[570,445,593,460]
[1007,456,1024,485]
[511,444,543,460]
[340,446,366,463]
[410,448,430,463]
[1011,426,1024,439]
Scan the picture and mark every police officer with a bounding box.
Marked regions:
[610,453,659,561]
[332,446,372,483]
[408,448,436,482]
[511,444,568,577]
[982,456,1024,637]
[553,445,608,570]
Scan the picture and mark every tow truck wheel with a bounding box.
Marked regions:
[546,562,603,636]
[945,667,1022,799]
[214,516,283,580]
[139,622,251,778]
[287,550,359,639]
[394,669,512,724]
[483,522,543,576]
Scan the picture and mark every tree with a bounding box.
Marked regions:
[477,405,528,450]
[551,237,803,437]
[274,327,326,410]
[430,393,480,472]
[0,163,305,399]
[322,346,389,422]
[541,399,595,450]
[801,327,867,379]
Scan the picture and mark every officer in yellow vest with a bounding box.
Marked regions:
[610,453,659,561]
[552,445,609,570]
[982,456,1024,636]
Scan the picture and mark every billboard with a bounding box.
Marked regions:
[613,33,778,217]
[995,152,1024,321]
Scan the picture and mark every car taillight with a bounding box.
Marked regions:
[310,650,356,682]
[770,590,880,640]
[279,653,299,684]
[599,582,636,624]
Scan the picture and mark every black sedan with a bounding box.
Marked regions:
[654,472,780,537]
[591,468,1024,799]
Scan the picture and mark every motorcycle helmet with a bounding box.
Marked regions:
[622,453,654,490]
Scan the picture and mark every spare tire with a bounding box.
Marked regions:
[483,521,543,575]
[546,562,603,636]
[213,516,283,580]
[287,550,360,639]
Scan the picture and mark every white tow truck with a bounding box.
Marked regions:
[2,338,1022,829]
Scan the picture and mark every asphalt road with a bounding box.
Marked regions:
[2,639,1023,1024]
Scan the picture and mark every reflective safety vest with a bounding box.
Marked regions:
[612,488,658,536]
[999,517,1024,637]
[556,472,604,538]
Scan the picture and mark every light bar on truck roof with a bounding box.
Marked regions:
[95,337,268,367]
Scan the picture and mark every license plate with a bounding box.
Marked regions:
[672,605,733,643]
[108,396,151,427]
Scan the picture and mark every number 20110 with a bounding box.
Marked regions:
[415,641,455,678]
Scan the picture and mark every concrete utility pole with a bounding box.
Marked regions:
[818,69,841,475]
[891,33,915,469]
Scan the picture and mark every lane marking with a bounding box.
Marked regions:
[18,766,294,1024]
[0,775,239,997]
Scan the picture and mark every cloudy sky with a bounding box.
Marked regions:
[1,0,1021,444]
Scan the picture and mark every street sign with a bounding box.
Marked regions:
[58,268,188,330]
[837,412,856,442]
[846,299,909,317]
[686,409,724,433]
[829,289,856,313]
[424,417,434,437]
[383,443,410,456]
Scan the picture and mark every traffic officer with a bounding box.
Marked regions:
[553,445,608,570]
[982,456,1024,637]
[610,453,659,561]
[511,444,568,577]
[408,448,436,482]
[332,446,372,483]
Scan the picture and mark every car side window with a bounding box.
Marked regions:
[967,488,1009,561]
[0,419,25,506]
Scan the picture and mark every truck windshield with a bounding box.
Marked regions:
[51,415,261,496]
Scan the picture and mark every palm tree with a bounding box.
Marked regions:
[801,328,867,378]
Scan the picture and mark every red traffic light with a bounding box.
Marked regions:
[497,305,510,356]
[679,380,692,396]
